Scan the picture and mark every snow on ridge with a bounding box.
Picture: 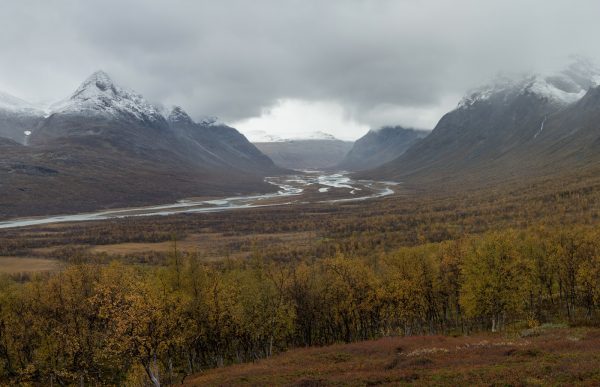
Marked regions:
[247,130,340,143]
[162,105,223,127]
[458,75,516,109]
[299,131,338,140]
[458,59,600,110]
[244,130,283,142]
[167,106,194,124]
[49,70,164,121]
[459,75,586,109]
[198,115,221,126]
[0,91,44,114]
[526,77,586,105]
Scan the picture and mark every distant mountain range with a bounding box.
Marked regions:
[338,126,428,171]
[0,71,283,219]
[362,59,600,185]
[246,130,340,143]
[253,132,353,170]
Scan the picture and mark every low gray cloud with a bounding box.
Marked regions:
[1,0,600,132]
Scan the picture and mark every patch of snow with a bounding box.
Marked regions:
[534,116,547,139]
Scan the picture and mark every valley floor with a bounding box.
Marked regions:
[0,171,395,228]
[185,325,600,386]
[2,166,600,385]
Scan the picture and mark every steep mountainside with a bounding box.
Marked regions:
[509,85,600,168]
[253,132,353,170]
[364,60,600,185]
[0,71,282,219]
[167,107,276,173]
[338,126,428,171]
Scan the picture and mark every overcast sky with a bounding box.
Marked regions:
[1,0,600,140]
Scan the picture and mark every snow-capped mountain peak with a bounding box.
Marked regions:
[459,59,600,110]
[72,70,116,98]
[49,70,164,122]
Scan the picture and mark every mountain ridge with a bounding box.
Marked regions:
[360,60,600,185]
[0,71,284,219]
[252,132,353,170]
[338,126,428,171]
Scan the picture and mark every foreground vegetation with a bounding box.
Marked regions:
[1,225,600,385]
[186,325,600,386]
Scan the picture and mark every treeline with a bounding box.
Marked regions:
[1,226,600,385]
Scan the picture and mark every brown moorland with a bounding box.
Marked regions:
[0,256,62,274]
[185,326,600,386]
